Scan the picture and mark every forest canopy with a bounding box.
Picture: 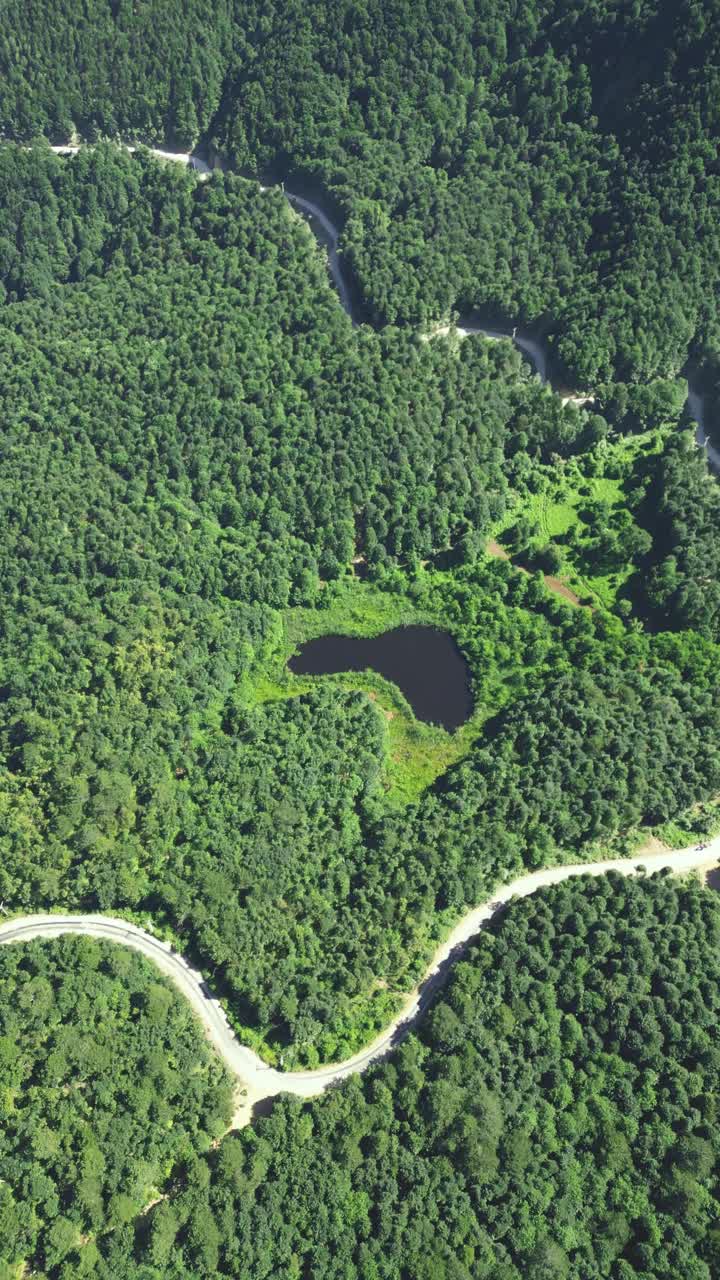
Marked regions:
[3,1,720,390]
[1,144,720,1067]
[0,937,233,1276]
[1,5,720,1277]
[4,875,719,1279]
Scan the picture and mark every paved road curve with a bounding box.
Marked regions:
[1,841,717,1124]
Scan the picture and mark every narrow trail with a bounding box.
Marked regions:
[1,842,717,1125]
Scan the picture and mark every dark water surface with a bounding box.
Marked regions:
[288,626,473,731]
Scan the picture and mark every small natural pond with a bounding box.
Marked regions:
[288,625,473,731]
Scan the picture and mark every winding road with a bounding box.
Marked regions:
[43,142,717,469]
[2,842,717,1124]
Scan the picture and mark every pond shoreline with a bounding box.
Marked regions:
[289,624,473,733]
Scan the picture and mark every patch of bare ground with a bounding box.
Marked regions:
[633,833,671,857]
[486,538,509,560]
[486,539,588,608]
[543,575,583,606]
[367,691,395,720]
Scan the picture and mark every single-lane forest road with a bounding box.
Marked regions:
[1,842,717,1126]
[45,143,720,472]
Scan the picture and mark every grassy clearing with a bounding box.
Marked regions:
[494,428,668,609]
[283,581,432,649]
[241,424,669,808]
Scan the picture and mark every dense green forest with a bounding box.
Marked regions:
[1,145,720,1067]
[0,0,234,145]
[3,0,720,393]
[2,8,720,1276]
[126,874,718,1280]
[639,434,720,638]
[0,937,233,1276]
[5,875,719,1278]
